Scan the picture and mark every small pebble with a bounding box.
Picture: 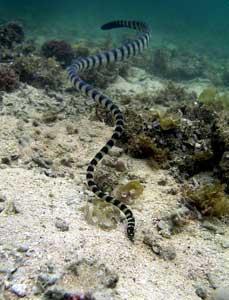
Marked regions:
[102,273,119,288]
[160,246,176,261]
[221,240,229,249]
[55,218,69,232]
[157,178,167,186]
[32,119,40,127]
[0,194,7,202]
[32,156,50,169]
[36,273,60,292]
[195,285,208,299]
[167,188,178,195]
[114,160,126,172]
[143,234,176,260]
[17,245,29,253]
[10,283,27,297]
[1,157,10,165]
[0,205,4,213]
[66,124,79,134]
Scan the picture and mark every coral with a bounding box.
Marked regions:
[13,55,64,90]
[41,40,74,66]
[0,22,24,48]
[0,65,19,92]
[115,180,144,204]
[185,182,229,217]
[83,199,120,230]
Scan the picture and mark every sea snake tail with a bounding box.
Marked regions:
[67,20,151,241]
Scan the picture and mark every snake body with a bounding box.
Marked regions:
[67,20,151,240]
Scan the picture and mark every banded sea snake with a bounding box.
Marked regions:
[67,20,151,241]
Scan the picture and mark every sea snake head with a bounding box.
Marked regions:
[127,227,135,242]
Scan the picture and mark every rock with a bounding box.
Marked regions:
[4,201,20,214]
[157,220,172,238]
[221,240,229,249]
[36,273,60,292]
[55,218,69,231]
[157,178,167,186]
[10,283,27,297]
[202,221,218,233]
[32,155,50,169]
[0,205,4,213]
[66,124,79,134]
[195,285,208,299]
[109,146,123,157]
[167,188,178,195]
[0,194,7,202]
[210,286,229,300]
[60,156,74,167]
[143,233,176,260]
[100,269,119,289]
[1,157,10,165]
[161,246,176,261]
[114,160,126,172]
[43,288,65,299]
[17,244,29,253]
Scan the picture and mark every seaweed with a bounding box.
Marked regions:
[185,182,229,217]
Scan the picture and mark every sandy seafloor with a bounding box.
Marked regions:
[0,68,228,300]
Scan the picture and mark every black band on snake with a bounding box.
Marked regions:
[67,20,151,241]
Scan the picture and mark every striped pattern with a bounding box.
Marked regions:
[67,20,151,241]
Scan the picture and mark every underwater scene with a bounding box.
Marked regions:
[0,1,229,299]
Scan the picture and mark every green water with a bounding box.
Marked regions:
[1,1,229,56]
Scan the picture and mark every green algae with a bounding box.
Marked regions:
[158,112,180,131]
[199,87,229,111]
[83,199,120,230]
[115,180,144,204]
[186,182,229,217]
